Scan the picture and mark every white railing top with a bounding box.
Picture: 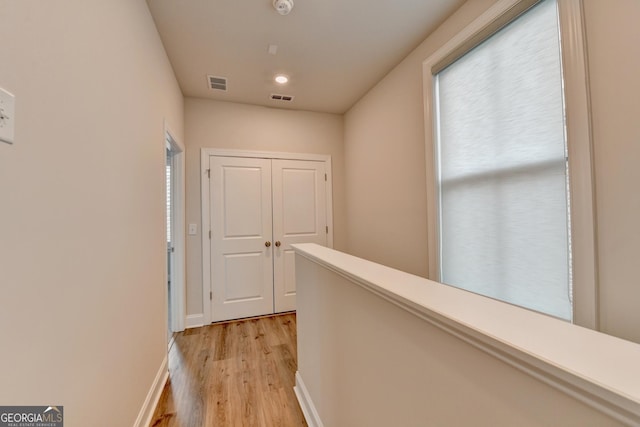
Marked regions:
[292,243,640,426]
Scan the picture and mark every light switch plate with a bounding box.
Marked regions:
[0,88,15,145]
[188,224,198,235]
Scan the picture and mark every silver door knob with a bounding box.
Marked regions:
[265,241,271,247]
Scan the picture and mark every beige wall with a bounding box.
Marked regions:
[583,0,640,343]
[0,1,183,426]
[184,98,344,316]
[344,0,640,344]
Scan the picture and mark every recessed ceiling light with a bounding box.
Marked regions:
[275,74,289,84]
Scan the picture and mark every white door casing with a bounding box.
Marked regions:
[272,159,327,313]
[201,149,333,324]
[165,124,185,334]
[209,156,274,322]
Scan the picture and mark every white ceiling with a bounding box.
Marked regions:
[147,0,466,114]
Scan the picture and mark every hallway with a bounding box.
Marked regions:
[150,314,306,426]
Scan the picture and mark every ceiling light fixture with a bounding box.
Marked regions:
[275,74,289,84]
[273,0,294,16]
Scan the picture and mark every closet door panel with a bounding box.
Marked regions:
[209,156,274,321]
[272,159,328,313]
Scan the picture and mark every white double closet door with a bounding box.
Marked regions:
[209,155,328,322]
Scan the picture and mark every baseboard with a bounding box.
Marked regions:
[186,314,204,329]
[133,355,168,427]
[294,371,324,427]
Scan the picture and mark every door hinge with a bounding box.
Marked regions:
[325,173,327,181]
[207,169,211,179]
[326,225,329,234]
[209,230,212,239]
[210,291,212,300]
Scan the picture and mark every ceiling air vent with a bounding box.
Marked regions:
[208,75,227,91]
[270,94,294,102]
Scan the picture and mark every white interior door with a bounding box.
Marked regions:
[210,156,274,322]
[272,159,327,312]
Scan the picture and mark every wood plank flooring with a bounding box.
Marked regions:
[150,313,307,427]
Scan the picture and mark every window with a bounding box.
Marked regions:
[423,0,597,325]
[166,148,173,245]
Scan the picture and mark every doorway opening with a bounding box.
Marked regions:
[165,128,185,345]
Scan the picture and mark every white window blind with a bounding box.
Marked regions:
[435,0,571,320]
[166,149,172,244]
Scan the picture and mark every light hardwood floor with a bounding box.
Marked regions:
[150,313,307,427]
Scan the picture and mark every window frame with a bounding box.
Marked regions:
[422,0,598,328]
